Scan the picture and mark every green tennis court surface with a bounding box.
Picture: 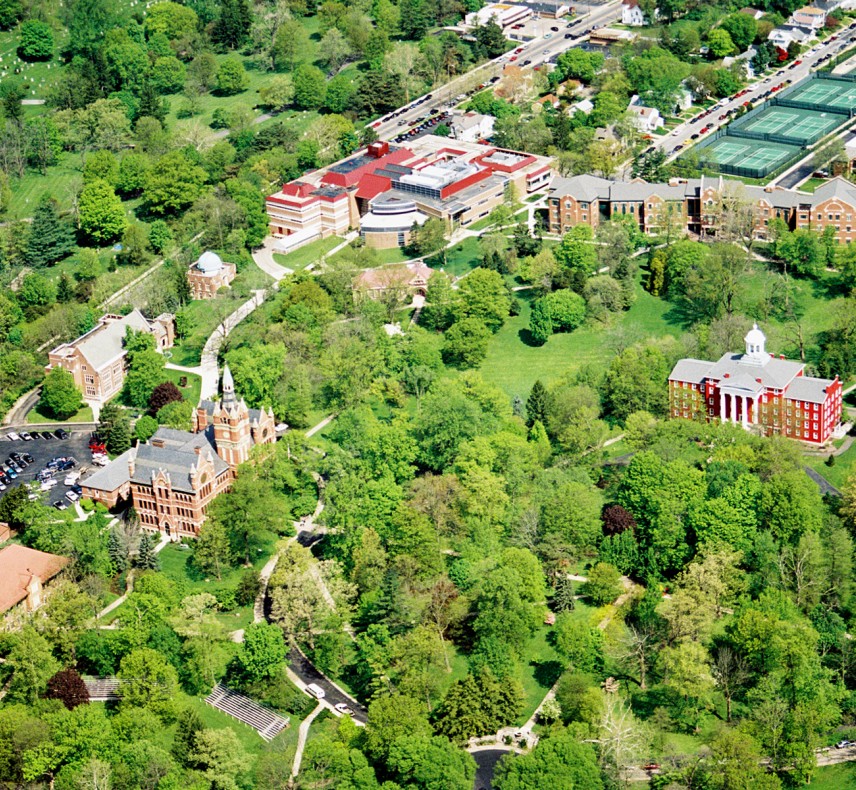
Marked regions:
[783,78,856,111]
[732,106,841,142]
[696,136,801,176]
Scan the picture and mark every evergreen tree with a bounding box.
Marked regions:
[214,0,251,49]
[135,81,168,124]
[108,527,129,573]
[526,379,549,427]
[173,707,205,767]
[553,576,576,613]
[57,271,75,303]
[135,532,161,570]
[26,194,75,267]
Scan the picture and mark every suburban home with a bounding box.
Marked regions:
[621,0,652,25]
[450,111,496,143]
[768,24,812,48]
[568,98,594,115]
[789,5,827,30]
[187,251,237,300]
[46,310,174,412]
[0,545,69,630]
[739,6,765,19]
[628,100,664,132]
[82,367,276,539]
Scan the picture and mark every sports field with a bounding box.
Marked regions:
[782,78,856,111]
[696,136,801,176]
[731,106,841,144]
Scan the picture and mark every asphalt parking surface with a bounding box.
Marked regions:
[0,429,95,508]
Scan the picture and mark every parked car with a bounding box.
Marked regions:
[836,740,852,749]
[19,432,33,441]
[53,501,68,510]
[54,429,69,440]
[335,703,354,715]
[6,432,20,441]
[306,683,326,699]
[65,490,80,503]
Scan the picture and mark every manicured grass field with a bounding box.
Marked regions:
[274,236,346,270]
[480,284,680,398]
[804,442,856,489]
[27,402,94,424]
[427,237,482,278]
[168,295,244,367]
[162,368,202,408]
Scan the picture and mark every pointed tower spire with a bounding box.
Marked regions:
[221,364,237,410]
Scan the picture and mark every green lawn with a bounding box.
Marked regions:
[162,368,202,408]
[514,623,565,724]
[800,177,828,193]
[480,284,680,398]
[274,236,346,271]
[426,237,482,278]
[169,295,245,367]
[27,402,94,424]
[804,442,856,489]
[808,763,856,788]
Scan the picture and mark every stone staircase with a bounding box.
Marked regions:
[205,683,290,741]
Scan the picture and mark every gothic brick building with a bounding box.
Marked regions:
[668,325,842,445]
[82,367,275,539]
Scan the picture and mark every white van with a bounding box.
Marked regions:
[306,683,326,699]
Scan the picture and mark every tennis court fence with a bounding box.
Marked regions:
[695,129,807,179]
[775,72,856,117]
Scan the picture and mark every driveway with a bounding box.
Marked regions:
[472,749,510,790]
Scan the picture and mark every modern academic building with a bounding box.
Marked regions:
[668,325,842,445]
[548,174,856,244]
[266,135,554,251]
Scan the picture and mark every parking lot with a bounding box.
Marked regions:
[0,429,96,509]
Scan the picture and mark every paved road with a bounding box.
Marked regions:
[286,647,368,724]
[373,1,622,143]
[472,749,509,790]
[654,25,856,163]
[805,465,843,497]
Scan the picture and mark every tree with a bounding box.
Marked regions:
[259,75,294,112]
[194,519,232,580]
[78,178,127,243]
[708,28,737,58]
[45,668,90,710]
[38,367,82,420]
[239,622,287,682]
[151,56,186,94]
[6,627,59,705]
[442,318,491,369]
[365,695,433,761]
[191,728,252,790]
[387,734,477,790]
[117,154,149,197]
[148,381,183,415]
[27,194,74,267]
[516,387,546,441]
[136,532,161,571]
[216,57,249,95]
[293,64,327,110]
[144,150,207,215]
[119,647,179,721]
[214,0,251,48]
[0,0,22,29]
[494,733,603,790]
[172,707,205,767]
[581,562,622,605]
[554,225,597,292]
[124,348,166,411]
[19,20,52,60]
[455,267,511,332]
[146,1,199,40]
[436,668,524,742]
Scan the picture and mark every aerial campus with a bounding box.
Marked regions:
[3,0,856,788]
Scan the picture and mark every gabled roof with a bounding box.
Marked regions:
[66,310,153,370]
[670,359,712,384]
[708,352,804,390]
[0,545,69,613]
[786,375,835,403]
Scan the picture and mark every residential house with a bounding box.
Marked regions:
[789,5,827,30]
[621,0,649,25]
[768,24,812,48]
[449,111,496,143]
[354,261,434,299]
[627,101,664,132]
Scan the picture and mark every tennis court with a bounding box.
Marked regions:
[731,106,841,144]
[782,78,856,111]
[695,136,802,177]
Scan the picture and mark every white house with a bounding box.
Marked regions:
[621,0,650,25]
[450,111,495,142]
[768,24,812,48]
[789,6,827,30]
[568,98,594,115]
[628,103,664,132]
[465,3,532,28]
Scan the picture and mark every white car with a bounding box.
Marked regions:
[306,683,326,699]
[335,703,354,715]
[6,432,20,441]
[64,472,80,486]
[65,490,80,503]
[92,455,109,467]
[41,479,58,491]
